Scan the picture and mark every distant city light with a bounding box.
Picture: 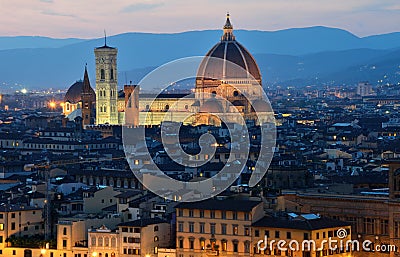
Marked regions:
[21,88,28,94]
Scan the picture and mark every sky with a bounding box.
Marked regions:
[0,0,399,38]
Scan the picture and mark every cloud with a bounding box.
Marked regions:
[120,2,164,13]
[41,10,76,18]
[39,0,54,3]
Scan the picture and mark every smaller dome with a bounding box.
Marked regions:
[64,68,95,104]
[64,81,84,103]
[200,99,224,113]
[251,99,270,112]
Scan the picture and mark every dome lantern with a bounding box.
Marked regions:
[221,13,235,41]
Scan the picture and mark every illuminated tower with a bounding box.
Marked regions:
[81,65,95,125]
[95,38,118,125]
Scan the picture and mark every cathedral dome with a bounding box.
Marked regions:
[64,68,95,104]
[64,81,84,103]
[197,14,261,83]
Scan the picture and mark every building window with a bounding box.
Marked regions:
[233,225,238,235]
[110,69,114,80]
[199,223,205,233]
[244,241,250,253]
[221,211,226,219]
[200,238,205,250]
[189,222,194,233]
[233,241,238,252]
[154,236,159,242]
[189,210,194,217]
[364,218,375,234]
[244,226,250,236]
[11,213,15,219]
[210,224,216,235]
[101,69,105,80]
[255,229,260,237]
[265,230,269,237]
[189,238,194,249]
[244,212,249,220]
[287,232,292,239]
[179,238,184,248]
[380,219,389,235]
[63,227,67,235]
[178,222,184,232]
[165,105,169,111]
[199,210,204,218]
[232,211,237,220]
[178,209,183,217]
[210,211,215,219]
[221,224,227,235]
[11,222,15,230]
[154,225,158,232]
[275,231,280,238]
[63,240,67,248]
[221,240,227,251]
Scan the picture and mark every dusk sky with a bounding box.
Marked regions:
[0,0,399,38]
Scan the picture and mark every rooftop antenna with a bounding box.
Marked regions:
[104,29,107,46]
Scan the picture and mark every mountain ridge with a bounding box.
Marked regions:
[0,26,399,90]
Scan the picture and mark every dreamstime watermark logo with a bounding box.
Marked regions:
[257,228,397,253]
[122,56,276,202]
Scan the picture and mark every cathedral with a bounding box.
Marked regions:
[62,14,271,127]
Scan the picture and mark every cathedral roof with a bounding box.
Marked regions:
[197,14,261,83]
[200,98,224,113]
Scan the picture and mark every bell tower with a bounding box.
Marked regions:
[94,36,118,125]
[81,65,95,125]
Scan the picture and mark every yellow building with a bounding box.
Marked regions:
[253,214,352,257]
[0,205,43,243]
[175,197,264,256]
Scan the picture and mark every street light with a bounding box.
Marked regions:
[41,249,46,254]
[92,252,98,257]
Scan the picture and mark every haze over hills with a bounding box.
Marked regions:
[1,26,400,91]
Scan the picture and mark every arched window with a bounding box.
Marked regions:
[212,91,217,97]
[110,69,114,80]
[165,105,169,111]
[91,236,96,246]
[233,91,239,97]
[154,236,159,242]
[111,237,116,247]
[63,227,67,235]
[154,225,159,232]
[101,69,105,80]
